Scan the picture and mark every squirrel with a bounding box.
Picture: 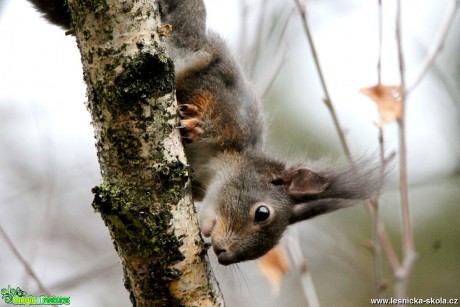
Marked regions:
[28,0,383,265]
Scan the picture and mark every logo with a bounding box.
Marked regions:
[1,285,70,305]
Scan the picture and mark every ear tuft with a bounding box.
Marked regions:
[286,155,386,224]
[283,168,329,197]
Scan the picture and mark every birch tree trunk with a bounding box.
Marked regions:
[66,0,224,305]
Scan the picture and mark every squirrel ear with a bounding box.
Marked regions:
[284,168,349,224]
[283,158,384,224]
[278,168,329,197]
[280,168,345,224]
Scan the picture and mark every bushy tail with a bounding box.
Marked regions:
[28,0,207,45]
[28,0,71,30]
[313,156,385,200]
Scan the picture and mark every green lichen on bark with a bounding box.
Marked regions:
[86,49,175,122]
[92,181,186,306]
[66,0,225,305]
[115,51,175,102]
[70,0,110,36]
[92,181,183,259]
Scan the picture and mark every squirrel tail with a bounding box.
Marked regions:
[28,0,207,45]
[28,0,72,30]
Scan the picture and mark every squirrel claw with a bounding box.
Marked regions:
[180,118,203,129]
[181,136,193,144]
[179,118,204,143]
[179,104,200,118]
[181,129,203,143]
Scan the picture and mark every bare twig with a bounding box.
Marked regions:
[249,0,268,78]
[287,230,320,307]
[0,225,51,296]
[51,261,119,291]
[377,0,383,85]
[268,6,296,56]
[261,54,287,98]
[294,0,352,160]
[367,198,384,299]
[406,0,459,94]
[260,8,296,97]
[373,147,399,280]
[395,1,417,301]
[293,0,396,299]
[368,1,385,298]
[238,0,249,56]
[377,222,400,274]
[396,0,413,267]
[293,0,419,303]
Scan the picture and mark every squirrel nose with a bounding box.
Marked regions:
[214,247,227,256]
[213,244,235,265]
[212,238,234,265]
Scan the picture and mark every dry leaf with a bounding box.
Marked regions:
[257,245,291,296]
[360,84,402,126]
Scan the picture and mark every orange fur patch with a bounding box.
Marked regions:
[188,90,214,117]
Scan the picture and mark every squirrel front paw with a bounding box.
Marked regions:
[178,104,204,143]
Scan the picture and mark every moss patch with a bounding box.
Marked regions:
[115,52,174,102]
[92,181,185,305]
[92,181,184,258]
[70,0,110,34]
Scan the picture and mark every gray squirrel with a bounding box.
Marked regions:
[28,0,383,265]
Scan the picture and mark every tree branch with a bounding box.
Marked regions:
[294,0,352,161]
[0,225,51,296]
[287,230,320,307]
[395,1,417,301]
[406,0,459,94]
[66,0,224,305]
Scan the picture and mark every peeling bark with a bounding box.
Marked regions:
[67,0,224,305]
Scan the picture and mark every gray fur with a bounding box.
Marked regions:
[160,2,383,264]
[28,0,384,265]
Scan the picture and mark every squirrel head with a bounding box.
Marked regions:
[199,151,383,265]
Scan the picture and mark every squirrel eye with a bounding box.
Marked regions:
[254,206,270,222]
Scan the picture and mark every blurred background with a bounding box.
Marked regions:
[0,0,459,306]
